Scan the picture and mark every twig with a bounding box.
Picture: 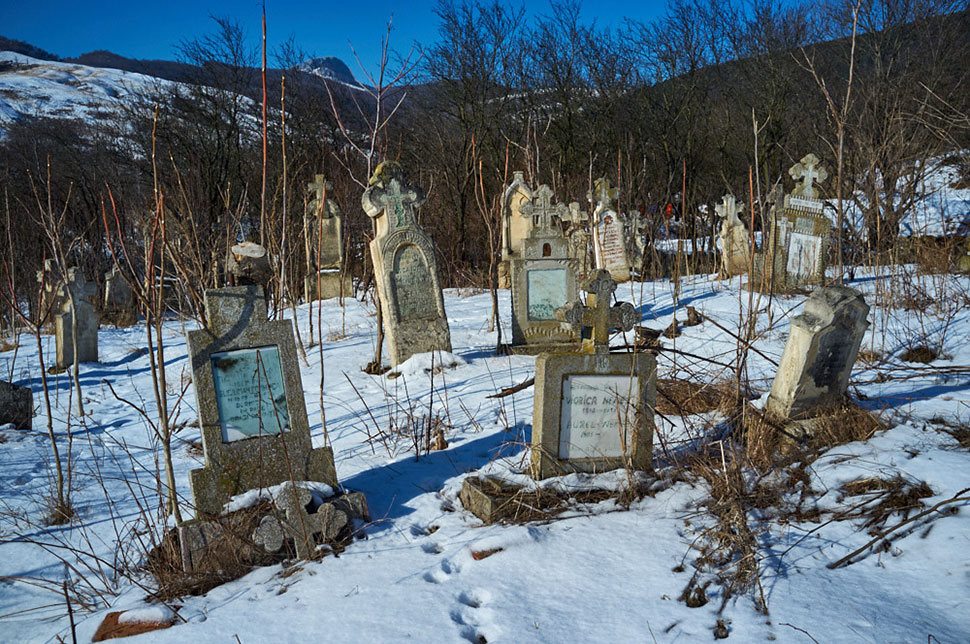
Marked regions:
[487,377,534,399]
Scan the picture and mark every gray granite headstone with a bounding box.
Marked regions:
[766,286,870,419]
[186,285,337,517]
[361,162,452,366]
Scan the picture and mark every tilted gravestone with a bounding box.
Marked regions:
[0,381,32,430]
[186,285,337,516]
[590,178,633,283]
[498,171,534,289]
[766,286,869,419]
[563,201,593,280]
[530,269,655,479]
[510,185,580,353]
[765,154,832,287]
[362,162,452,366]
[305,175,352,301]
[716,194,751,277]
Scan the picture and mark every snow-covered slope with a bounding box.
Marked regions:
[0,51,168,130]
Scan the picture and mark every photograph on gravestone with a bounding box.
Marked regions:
[211,345,290,442]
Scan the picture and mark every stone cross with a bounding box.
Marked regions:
[587,177,617,212]
[716,194,742,227]
[789,153,828,199]
[520,185,566,237]
[307,174,326,216]
[363,171,424,230]
[252,482,347,560]
[556,269,637,353]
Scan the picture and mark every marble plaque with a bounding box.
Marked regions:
[392,245,435,321]
[211,345,290,442]
[598,214,626,268]
[527,268,568,321]
[559,374,635,459]
[786,232,821,281]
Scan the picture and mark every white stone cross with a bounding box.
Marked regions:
[789,153,828,199]
[587,177,617,212]
[715,194,743,227]
[520,185,566,236]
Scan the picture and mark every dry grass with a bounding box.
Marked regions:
[838,476,934,534]
[900,345,939,363]
[656,378,737,415]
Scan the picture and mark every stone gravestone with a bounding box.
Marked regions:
[361,162,452,366]
[716,194,751,277]
[186,285,338,517]
[304,175,352,301]
[498,171,534,289]
[765,154,831,287]
[590,178,632,283]
[227,242,272,290]
[55,273,100,368]
[0,381,32,430]
[103,266,136,325]
[766,286,869,420]
[563,201,593,279]
[509,185,580,354]
[530,269,655,479]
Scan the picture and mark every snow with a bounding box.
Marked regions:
[222,480,337,514]
[117,604,175,625]
[1,273,969,643]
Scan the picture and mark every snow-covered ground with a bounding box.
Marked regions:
[1,270,969,643]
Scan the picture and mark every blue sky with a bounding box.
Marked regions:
[1,0,668,78]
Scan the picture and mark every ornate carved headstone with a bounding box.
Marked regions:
[716,194,751,277]
[590,178,632,283]
[305,175,352,301]
[362,162,452,366]
[765,154,832,286]
[766,286,869,419]
[498,171,534,289]
[530,270,654,479]
[509,185,579,353]
[186,285,337,516]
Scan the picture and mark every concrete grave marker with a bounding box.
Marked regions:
[530,269,655,479]
[563,201,593,279]
[590,178,633,283]
[55,298,99,368]
[766,286,870,419]
[716,194,751,277]
[187,285,337,516]
[362,162,452,366]
[510,185,580,353]
[764,154,832,287]
[304,175,352,301]
[498,171,534,289]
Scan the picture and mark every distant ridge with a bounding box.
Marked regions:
[0,36,59,62]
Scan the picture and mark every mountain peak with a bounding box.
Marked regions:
[297,56,360,87]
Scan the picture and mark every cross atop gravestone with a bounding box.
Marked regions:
[307,174,326,215]
[363,161,424,231]
[716,194,742,226]
[789,153,828,199]
[521,185,566,237]
[556,269,637,353]
[588,177,617,213]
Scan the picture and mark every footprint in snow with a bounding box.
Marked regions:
[451,588,493,644]
[422,557,460,584]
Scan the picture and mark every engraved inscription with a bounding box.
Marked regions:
[795,216,815,233]
[559,375,636,459]
[786,232,822,280]
[598,212,626,269]
[392,244,435,321]
[527,268,567,320]
[211,346,290,443]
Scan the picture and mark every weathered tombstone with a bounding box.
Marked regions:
[0,381,32,430]
[563,201,593,279]
[186,285,337,516]
[530,269,655,479]
[590,178,632,283]
[304,175,352,301]
[361,162,452,366]
[227,242,272,290]
[764,154,832,287]
[716,194,751,277]
[498,171,534,289]
[509,185,580,353]
[766,286,869,419]
[103,266,136,325]
[55,298,99,368]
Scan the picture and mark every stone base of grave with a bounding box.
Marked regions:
[304,270,353,302]
[179,490,368,571]
[0,381,32,430]
[188,446,337,517]
[459,477,527,524]
[506,341,579,356]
